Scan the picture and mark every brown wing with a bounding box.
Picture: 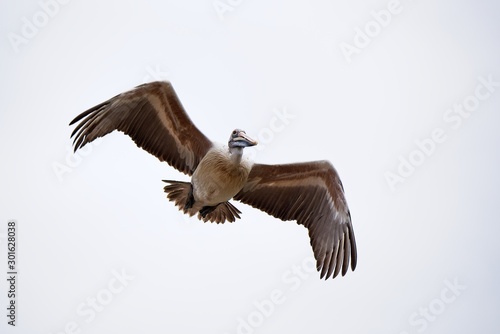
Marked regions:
[69,81,212,175]
[234,160,357,279]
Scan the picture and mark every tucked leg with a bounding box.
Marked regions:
[184,184,195,210]
[199,205,218,217]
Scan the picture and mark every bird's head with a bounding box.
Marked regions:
[228,129,257,148]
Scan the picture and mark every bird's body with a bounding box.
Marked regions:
[192,145,252,206]
[69,81,357,279]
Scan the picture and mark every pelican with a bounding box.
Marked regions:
[69,81,357,279]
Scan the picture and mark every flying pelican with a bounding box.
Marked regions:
[69,81,357,279]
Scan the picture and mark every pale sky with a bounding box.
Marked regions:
[1,1,500,333]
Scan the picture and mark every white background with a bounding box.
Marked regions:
[1,0,499,333]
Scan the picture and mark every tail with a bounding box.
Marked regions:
[162,180,241,224]
[162,180,193,214]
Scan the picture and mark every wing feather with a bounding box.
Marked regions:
[69,81,212,175]
[234,160,357,279]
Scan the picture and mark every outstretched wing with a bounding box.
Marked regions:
[69,81,212,175]
[234,160,357,279]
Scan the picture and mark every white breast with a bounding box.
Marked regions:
[191,146,252,206]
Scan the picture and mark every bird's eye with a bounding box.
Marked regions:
[232,130,237,136]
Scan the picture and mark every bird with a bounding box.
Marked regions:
[69,81,357,279]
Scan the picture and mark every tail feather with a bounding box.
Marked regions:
[162,180,193,215]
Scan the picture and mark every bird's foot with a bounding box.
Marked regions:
[199,205,217,218]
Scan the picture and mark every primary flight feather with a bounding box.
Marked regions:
[69,81,357,279]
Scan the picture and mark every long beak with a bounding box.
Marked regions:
[235,131,257,147]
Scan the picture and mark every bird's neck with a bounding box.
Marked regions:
[229,146,243,164]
